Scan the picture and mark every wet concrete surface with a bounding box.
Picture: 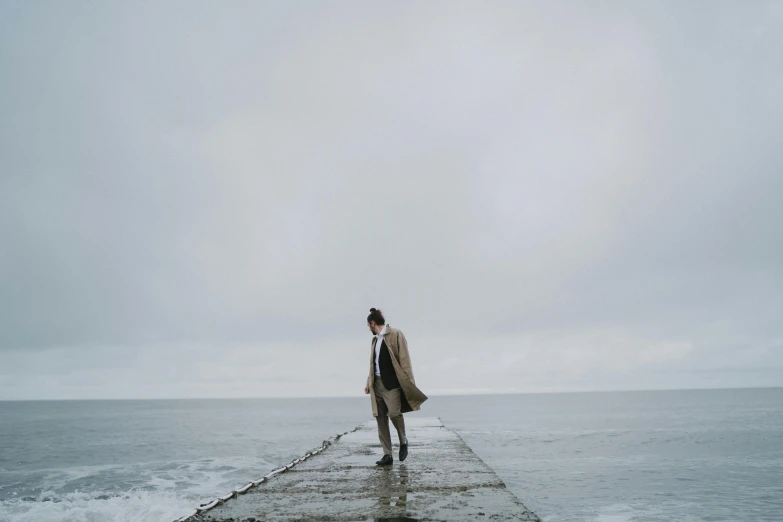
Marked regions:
[187,417,539,521]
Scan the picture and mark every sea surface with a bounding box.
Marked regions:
[1,388,781,522]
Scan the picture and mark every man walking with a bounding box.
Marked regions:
[364,308,428,466]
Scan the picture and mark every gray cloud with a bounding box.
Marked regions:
[1,1,781,399]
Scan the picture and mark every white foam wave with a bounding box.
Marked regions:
[0,489,195,522]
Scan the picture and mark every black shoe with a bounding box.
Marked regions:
[399,442,408,462]
[375,454,393,466]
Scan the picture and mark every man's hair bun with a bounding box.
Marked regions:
[367,308,385,325]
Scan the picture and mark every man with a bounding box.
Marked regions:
[363,308,428,466]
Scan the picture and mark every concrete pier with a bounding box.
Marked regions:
[185,417,539,521]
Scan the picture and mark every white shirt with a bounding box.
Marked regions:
[374,324,387,376]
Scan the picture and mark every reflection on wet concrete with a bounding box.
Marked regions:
[374,464,409,517]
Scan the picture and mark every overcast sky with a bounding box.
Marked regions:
[1,1,781,400]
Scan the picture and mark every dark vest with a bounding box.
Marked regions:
[374,339,401,390]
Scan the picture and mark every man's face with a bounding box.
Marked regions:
[368,321,377,335]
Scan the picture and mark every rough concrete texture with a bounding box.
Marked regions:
[187,417,539,522]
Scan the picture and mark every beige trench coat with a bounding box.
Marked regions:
[366,325,428,417]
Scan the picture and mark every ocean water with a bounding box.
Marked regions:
[1,388,781,522]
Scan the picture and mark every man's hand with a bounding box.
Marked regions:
[364,386,370,394]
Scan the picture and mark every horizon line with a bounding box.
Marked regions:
[1,384,780,402]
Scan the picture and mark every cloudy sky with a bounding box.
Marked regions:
[1,1,781,400]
